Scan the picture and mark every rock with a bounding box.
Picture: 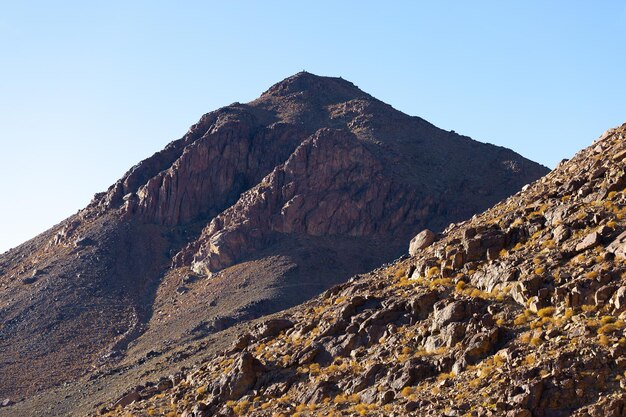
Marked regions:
[576,231,601,252]
[409,229,436,255]
[405,401,419,412]
[113,391,141,408]
[432,301,471,328]
[1,399,13,407]
[511,275,543,306]
[607,231,626,258]
[464,328,499,363]
[255,318,294,339]
[215,352,265,401]
[610,286,626,311]
[552,224,571,244]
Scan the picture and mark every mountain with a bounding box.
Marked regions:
[0,72,547,415]
[93,122,626,417]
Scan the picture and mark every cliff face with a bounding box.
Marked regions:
[182,128,431,274]
[104,124,626,417]
[0,72,548,413]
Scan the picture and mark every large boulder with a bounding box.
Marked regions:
[409,229,436,256]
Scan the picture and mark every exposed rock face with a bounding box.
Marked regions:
[104,123,626,417]
[186,128,430,274]
[0,72,547,413]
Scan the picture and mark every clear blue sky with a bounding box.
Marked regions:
[1,1,625,253]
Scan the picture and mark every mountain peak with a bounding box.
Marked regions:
[258,71,370,103]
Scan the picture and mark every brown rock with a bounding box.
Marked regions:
[552,224,571,244]
[254,318,294,339]
[113,391,141,408]
[433,300,471,328]
[464,328,499,363]
[576,231,601,252]
[607,230,626,258]
[610,286,626,311]
[409,229,436,256]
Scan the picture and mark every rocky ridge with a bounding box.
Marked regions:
[102,123,626,417]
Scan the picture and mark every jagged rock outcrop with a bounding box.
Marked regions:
[185,128,430,274]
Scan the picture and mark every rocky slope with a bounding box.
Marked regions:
[96,123,626,417]
[0,72,547,414]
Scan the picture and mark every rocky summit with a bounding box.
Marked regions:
[0,72,547,416]
[90,122,626,417]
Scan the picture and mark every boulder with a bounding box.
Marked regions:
[254,318,294,339]
[215,352,266,400]
[610,286,626,311]
[552,224,571,244]
[607,230,626,258]
[113,391,141,408]
[409,229,436,256]
[432,300,470,328]
[464,328,499,363]
[576,231,602,252]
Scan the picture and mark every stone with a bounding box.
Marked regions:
[405,401,419,412]
[576,231,601,252]
[113,391,141,408]
[610,286,626,311]
[432,301,470,328]
[552,224,571,244]
[464,328,499,363]
[216,352,265,401]
[607,231,626,258]
[255,318,294,339]
[409,229,436,255]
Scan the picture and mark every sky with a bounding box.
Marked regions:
[0,1,625,253]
